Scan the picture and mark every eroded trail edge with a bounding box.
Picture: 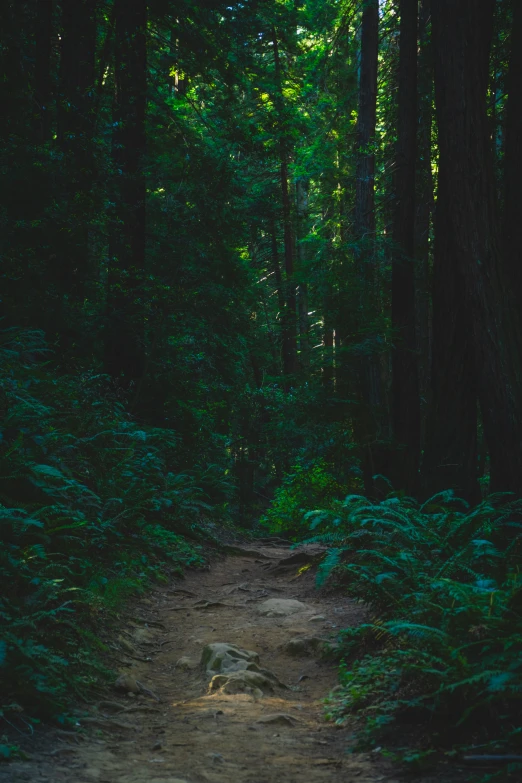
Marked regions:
[4,545,399,783]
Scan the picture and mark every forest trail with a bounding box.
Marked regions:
[3,545,401,783]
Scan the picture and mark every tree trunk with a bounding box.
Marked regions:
[322,319,334,392]
[354,0,384,495]
[58,0,96,151]
[270,220,289,375]
[391,0,420,494]
[431,0,522,494]
[296,178,309,368]
[55,0,97,332]
[503,0,522,315]
[422,167,479,501]
[355,0,378,246]
[272,26,297,382]
[415,0,433,447]
[105,0,147,387]
[34,0,54,143]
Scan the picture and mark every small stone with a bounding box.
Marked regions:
[257,599,310,617]
[208,670,275,695]
[114,674,141,694]
[150,779,190,783]
[132,627,155,644]
[118,635,136,654]
[309,615,326,623]
[175,656,197,671]
[283,636,328,657]
[201,642,260,675]
[256,713,301,727]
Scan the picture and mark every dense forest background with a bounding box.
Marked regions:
[2,0,522,768]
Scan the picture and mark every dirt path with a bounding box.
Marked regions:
[3,545,402,783]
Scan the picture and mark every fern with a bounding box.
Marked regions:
[298,488,522,753]
[0,328,215,716]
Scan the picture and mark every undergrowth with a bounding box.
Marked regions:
[0,328,231,723]
[301,491,522,761]
[258,459,350,538]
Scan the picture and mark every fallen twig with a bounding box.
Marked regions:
[463,755,522,765]
[80,717,138,731]
[119,705,161,714]
[136,679,161,702]
[45,747,78,757]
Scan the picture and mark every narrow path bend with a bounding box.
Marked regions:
[3,545,400,783]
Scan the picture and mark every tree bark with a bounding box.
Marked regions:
[431,0,522,494]
[322,318,334,392]
[272,26,297,381]
[422,167,479,501]
[270,220,290,375]
[296,178,309,368]
[415,0,433,446]
[353,0,384,495]
[34,0,54,143]
[105,0,147,387]
[55,0,97,324]
[355,0,378,246]
[503,0,522,315]
[58,0,96,151]
[391,0,420,494]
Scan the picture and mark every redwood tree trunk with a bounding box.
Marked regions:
[391,0,420,493]
[58,0,96,151]
[270,220,290,374]
[296,178,309,368]
[422,167,479,501]
[55,0,97,325]
[105,0,147,386]
[34,0,53,143]
[355,0,378,245]
[431,0,522,493]
[415,0,433,446]
[354,0,383,495]
[272,27,297,381]
[503,0,522,314]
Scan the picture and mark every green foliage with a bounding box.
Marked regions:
[259,459,348,537]
[307,492,522,753]
[0,329,212,715]
[0,740,25,762]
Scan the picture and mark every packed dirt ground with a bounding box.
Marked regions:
[1,544,464,783]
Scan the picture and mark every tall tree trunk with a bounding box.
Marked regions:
[415,0,433,447]
[431,0,522,494]
[272,26,297,382]
[391,0,420,493]
[322,317,334,392]
[354,0,383,495]
[355,1,378,246]
[55,0,97,339]
[58,0,96,150]
[34,0,54,143]
[296,178,309,368]
[422,167,479,501]
[270,220,289,374]
[503,0,522,314]
[105,0,147,387]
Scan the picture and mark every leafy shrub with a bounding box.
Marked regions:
[306,492,522,753]
[259,459,347,538]
[0,328,221,716]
